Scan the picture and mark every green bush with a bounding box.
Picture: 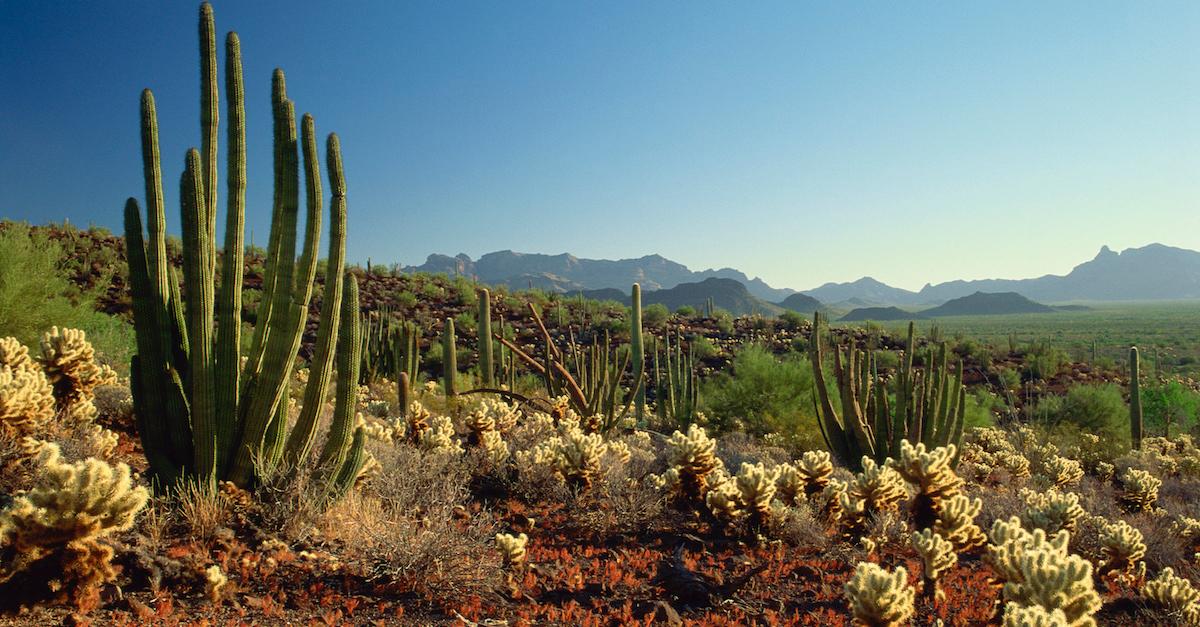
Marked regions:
[701,344,822,448]
[1036,383,1127,437]
[778,310,806,331]
[675,305,697,318]
[1143,381,1200,436]
[642,303,669,328]
[689,335,718,360]
[0,222,134,369]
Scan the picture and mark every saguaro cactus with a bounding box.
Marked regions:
[125,3,363,495]
[443,318,457,396]
[478,288,494,388]
[1130,346,1143,450]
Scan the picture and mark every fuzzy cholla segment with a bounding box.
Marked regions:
[664,424,724,499]
[495,532,528,568]
[844,562,915,627]
[935,494,987,553]
[1143,567,1200,624]
[37,327,117,422]
[988,518,1100,627]
[892,440,962,502]
[847,457,908,515]
[0,358,55,433]
[1002,602,1069,627]
[0,443,148,549]
[1118,468,1161,513]
[912,528,956,596]
[1020,488,1086,534]
[1097,519,1145,576]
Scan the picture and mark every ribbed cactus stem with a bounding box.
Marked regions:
[443,318,457,396]
[180,149,217,479]
[631,284,644,421]
[478,288,494,388]
[318,275,361,471]
[213,30,245,472]
[1130,346,1143,450]
[199,2,219,266]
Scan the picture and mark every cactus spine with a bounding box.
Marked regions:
[1130,346,1143,450]
[631,284,645,421]
[478,288,493,388]
[443,318,457,396]
[125,3,360,494]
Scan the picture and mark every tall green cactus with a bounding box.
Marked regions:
[1130,346,1143,450]
[653,329,698,425]
[809,313,964,471]
[443,318,457,396]
[125,3,363,496]
[631,284,645,421]
[478,288,494,388]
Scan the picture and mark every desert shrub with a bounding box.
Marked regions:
[675,305,697,318]
[689,334,718,360]
[1143,381,1200,436]
[962,390,1001,429]
[1037,384,1128,439]
[642,303,670,328]
[778,310,806,331]
[701,344,822,447]
[0,223,133,369]
[1022,343,1069,381]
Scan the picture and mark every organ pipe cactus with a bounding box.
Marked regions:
[809,313,966,471]
[1130,346,1143,450]
[631,284,645,421]
[124,3,361,494]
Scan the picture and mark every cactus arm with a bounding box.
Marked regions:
[631,284,645,421]
[213,31,245,472]
[330,427,367,498]
[282,135,347,468]
[199,2,219,266]
[318,275,361,471]
[1130,346,1143,449]
[180,150,218,479]
[125,200,184,481]
[291,113,323,306]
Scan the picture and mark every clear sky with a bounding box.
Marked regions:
[2,1,1197,292]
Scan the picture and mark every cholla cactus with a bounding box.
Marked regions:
[1097,519,1145,577]
[997,451,1032,478]
[480,430,510,465]
[912,528,956,602]
[735,462,780,526]
[404,401,433,444]
[987,517,1070,584]
[553,426,606,488]
[37,327,117,422]
[704,474,745,524]
[892,440,963,501]
[464,397,520,445]
[1002,603,1069,627]
[775,463,804,505]
[843,562,915,626]
[1038,456,1084,488]
[495,532,528,568]
[0,361,56,433]
[796,450,834,494]
[664,424,724,501]
[1001,547,1101,627]
[1118,468,1161,513]
[847,457,908,516]
[1092,461,1115,482]
[416,414,463,454]
[205,564,228,603]
[1020,489,1086,534]
[934,494,987,554]
[0,443,148,599]
[1171,516,1200,551]
[1143,567,1200,624]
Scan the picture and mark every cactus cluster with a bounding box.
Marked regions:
[1117,467,1161,513]
[124,3,365,495]
[843,562,915,626]
[651,327,699,426]
[37,327,118,423]
[810,315,966,471]
[0,443,148,602]
[1020,488,1086,534]
[911,527,956,601]
[495,532,528,569]
[986,517,1100,626]
[1143,567,1200,624]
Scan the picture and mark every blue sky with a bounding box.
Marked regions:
[1,1,1197,291]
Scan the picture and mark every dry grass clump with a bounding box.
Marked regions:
[316,441,497,599]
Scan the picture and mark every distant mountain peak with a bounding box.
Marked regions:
[1094,245,1116,260]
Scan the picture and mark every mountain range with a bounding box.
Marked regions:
[406,243,1200,310]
